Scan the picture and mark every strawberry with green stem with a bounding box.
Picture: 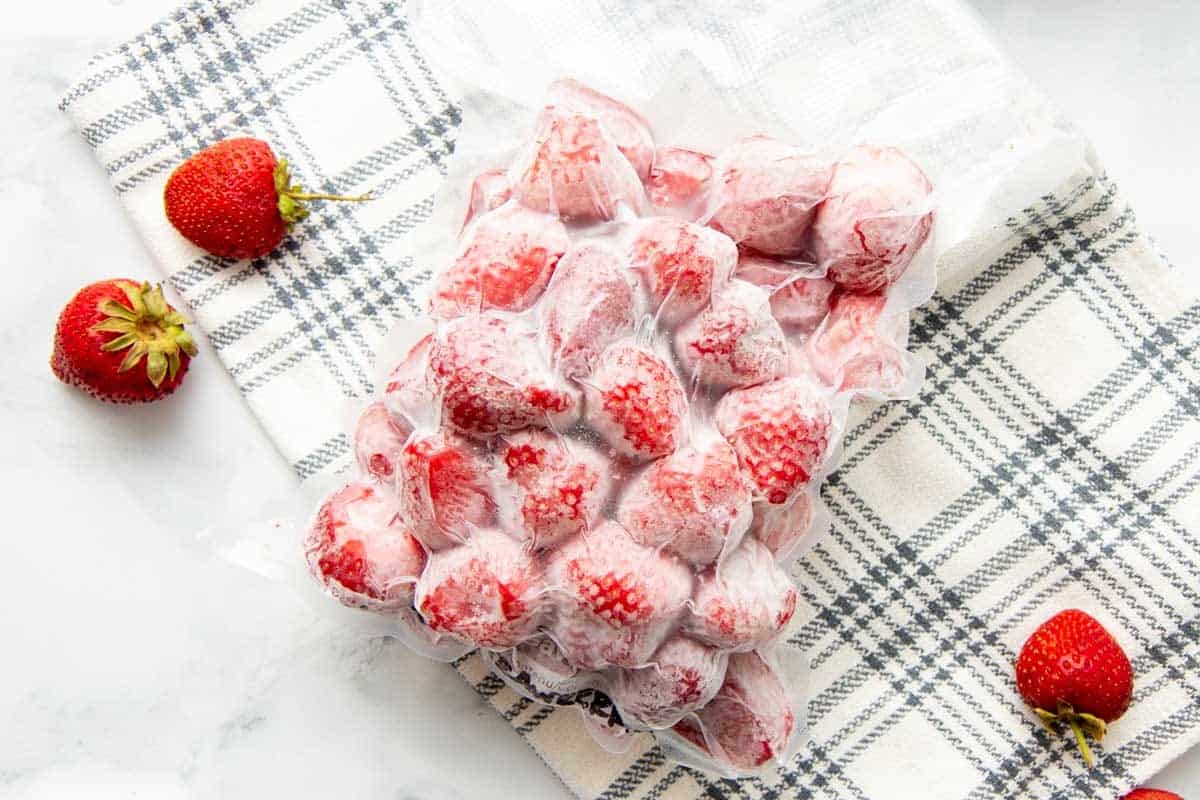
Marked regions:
[1015,608,1133,767]
[51,280,198,403]
[164,137,371,260]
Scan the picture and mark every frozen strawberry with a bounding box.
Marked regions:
[629,218,737,324]
[547,79,655,179]
[510,106,645,221]
[645,147,712,210]
[354,401,411,481]
[675,279,788,390]
[751,492,815,559]
[415,527,546,649]
[430,204,569,318]
[382,333,438,431]
[715,377,833,505]
[616,436,751,566]
[583,341,687,461]
[541,243,638,379]
[429,314,580,438]
[807,291,907,395]
[493,429,611,551]
[673,651,795,770]
[810,144,933,293]
[734,253,835,335]
[707,136,832,257]
[545,521,693,669]
[610,635,728,728]
[305,482,426,610]
[399,429,496,550]
[685,538,797,651]
[462,169,512,230]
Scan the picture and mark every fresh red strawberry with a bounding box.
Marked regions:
[430,204,569,317]
[582,341,688,461]
[399,430,496,551]
[715,377,833,505]
[1015,608,1134,767]
[305,482,427,610]
[429,314,580,438]
[163,137,369,260]
[492,430,611,551]
[51,279,198,403]
[415,527,545,649]
[545,521,693,669]
[1121,790,1183,800]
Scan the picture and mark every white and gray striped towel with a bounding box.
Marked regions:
[62,1,1200,798]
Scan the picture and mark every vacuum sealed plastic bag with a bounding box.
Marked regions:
[288,71,935,775]
[208,0,1088,778]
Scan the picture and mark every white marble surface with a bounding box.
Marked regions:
[0,1,1195,798]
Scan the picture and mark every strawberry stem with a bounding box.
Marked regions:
[1069,718,1094,768]
[285,190,373,202]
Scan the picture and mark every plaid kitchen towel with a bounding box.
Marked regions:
[60,1,1200,799]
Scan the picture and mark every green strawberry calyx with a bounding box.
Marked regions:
[273,158,373,228]
[1034,701,1108,768]
[91,281,199,388]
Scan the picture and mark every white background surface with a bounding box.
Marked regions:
[1,1,1195,798]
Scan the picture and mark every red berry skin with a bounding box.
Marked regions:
[583,341,688,462]
[1015,609,1133,723]
[164,138,286,260]
[1122,791,1183,800]
[51,280,191,404]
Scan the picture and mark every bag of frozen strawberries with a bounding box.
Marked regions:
[289,19,943,769]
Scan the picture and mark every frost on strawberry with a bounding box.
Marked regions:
[629,218,737,325]
[616,436,752,567]
[354,401,411,482]
[305,482,427,610]
[673,651,796,770]
[706,136,832,257]
[751,491,816,560]
[610,635,728,729]
[382,333,438,431]
[399,429,496,551]
[645,146,712,212]
[541,243,638,379]
[583,341,688,461]
[547,78,655,179]
[510,106,646,221]
[675,279,788,390]
[493,429,611,551]
[734,253,835,335]
[431,204,569,318]
[684,538,797,651]
[807,291,908,396]
[715,377,833,505]
[415,527,546,649]
[545,521,693,669]
[429,314,580,438]
[461,169,513,230]
[810,144,933,293]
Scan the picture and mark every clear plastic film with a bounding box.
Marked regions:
[212,0,1090,779]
